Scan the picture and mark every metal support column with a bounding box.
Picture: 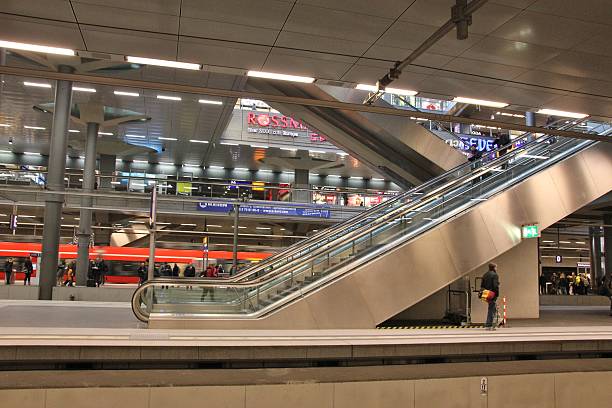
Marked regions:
[39,65,73,300]
[293,168,310,203]
[232,204,240,272]
[525,111,536,142]
[589,226,603,290]
[76,122,99,286]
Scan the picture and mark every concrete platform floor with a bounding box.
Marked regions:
[0,300,610,348]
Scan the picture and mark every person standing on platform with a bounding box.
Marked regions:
[3,257,13,285]
[539,273,547,295]
[95,256,107,286]
[481,263,500,330]
[137,262,147,285]
[23,257,33,286]
[172,263,180,278]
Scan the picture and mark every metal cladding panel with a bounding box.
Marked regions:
[149,142,612,329]
[304,275,377,329]
[548,153,600,215]
[352,228,460,324]
[478,189,528,255]
[579,142,612,196]
[511,170,569,229]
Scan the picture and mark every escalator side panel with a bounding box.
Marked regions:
[149,142,611,329]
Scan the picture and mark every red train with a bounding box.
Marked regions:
[0,242,272,284]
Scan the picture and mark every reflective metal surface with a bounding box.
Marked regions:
[138,136,612,329]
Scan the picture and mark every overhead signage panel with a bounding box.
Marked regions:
[197,202,330,219]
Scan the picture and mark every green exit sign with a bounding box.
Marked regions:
[522,224,540,239]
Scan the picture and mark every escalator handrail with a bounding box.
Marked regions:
[188,117,577,284]
[132,135,592,323]
[133,126,595,322]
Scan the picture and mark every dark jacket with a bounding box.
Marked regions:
[481,269,500,300]
[4,260,12,274]
[172,264,180,277]
[24,259,33,274]
[184,265,196,278]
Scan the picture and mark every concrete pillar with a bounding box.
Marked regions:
[293,169,309,203]
[39,65,73,300]
[589,226,603,290]
[525,111,536,127]
[604,214,612,283]
[232,204,239,272]
[76,122,99,286]
[99,154,116,189]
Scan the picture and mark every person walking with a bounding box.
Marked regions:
[481,263,500,330]
[3,257,13,285]
[23,257,33,286]
[559,273,567,295]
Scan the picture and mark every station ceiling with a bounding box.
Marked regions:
[0,0,611,118]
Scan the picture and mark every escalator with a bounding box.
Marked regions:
[133,126,612,329]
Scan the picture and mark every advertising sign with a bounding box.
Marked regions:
[197,202,330,218]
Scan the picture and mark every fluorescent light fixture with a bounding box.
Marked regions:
[0,124,11,127]
[132,160,148,164]
[371,178,385,181]
[542,240,555,243]
[18,215,36,218]
[114,90,139,97]
[247,70,315,83]
[536,108,589,119]
[158,162,175,166]
[78,156,85,159]
[234,167,249,171]
[559,240,571,244]
[310,173,319,176]
[327,174,341,178]
[238,226,247,229]
[158,137,177,141]
[126,56,201,70]
[280,147,297,151]
[520,154,549,160]
[251,144,269,149]
[258,169,272,173]
[98,132,113,136]
[180,223,197,226]
[355,83,418,96]
[189,139,209,144]
[73,87,96,93]
[129,220,145,224]
[183,164,200,168]
[0,40,75,56]
[336,152,349,156]
[157,95,182,101]
[208,165,224,169]
[350,176,363,180]
[309,150,326,154]
[256,227,271,230]
[110,181,121,185]
[198,99,223,105]
[453,97,509,108]
[24,81,52,88]
[207,225,223,228]
[220,142,239,146]
[23,152,40,155]
[68,129,80,133]
[126,134,146,139]
[0,149,12,153]
[131,183,147,187]
[470,198,488,202]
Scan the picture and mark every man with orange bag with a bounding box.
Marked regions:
[480,263,500,330]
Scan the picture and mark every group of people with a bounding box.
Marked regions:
[2,257,34,285]
[135,261,226,285]
[56,260,76,287]
[539,272,592,295]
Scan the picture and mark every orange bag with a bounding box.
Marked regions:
[480,289,496,302]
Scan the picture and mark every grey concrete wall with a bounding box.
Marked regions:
[0,285,39,300]
[0,286,135,302]
[540,295,610,306]
[52,286,135,302]
[2,371,610,408]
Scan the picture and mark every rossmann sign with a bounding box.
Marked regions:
[247,112,325,139]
